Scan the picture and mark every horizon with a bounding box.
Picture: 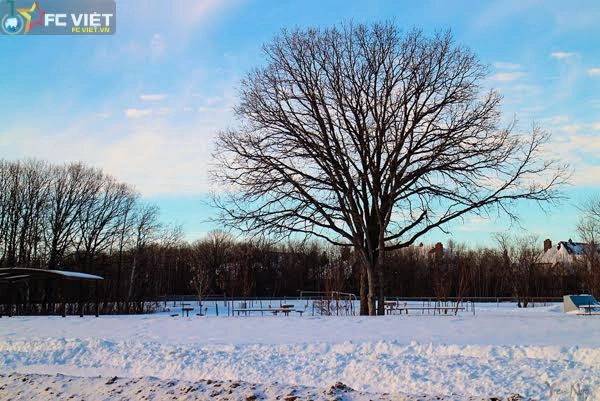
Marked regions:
[2,0,599,246]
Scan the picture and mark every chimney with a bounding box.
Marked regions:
[543,239,552,253]
[434,242,443,259]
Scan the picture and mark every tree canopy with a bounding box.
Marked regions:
[212,22,566,314]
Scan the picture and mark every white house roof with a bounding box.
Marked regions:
[540,240,600,265]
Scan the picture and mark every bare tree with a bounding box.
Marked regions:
[577,197,600,295]
[189,230,233,304]
[114,192,138,303]
[75,175,137,272]
[212,23,566,315]
[578,197,600,244]
[495,233,541,307]
[453,245,474,302]
[127,204,161,301]
[323,246,353,293]
[17,160,51,268]
[45,163,100,270]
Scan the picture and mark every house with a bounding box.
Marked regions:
[539,238,600,269]
[408,242,453,260]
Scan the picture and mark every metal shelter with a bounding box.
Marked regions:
[0,267,103,318]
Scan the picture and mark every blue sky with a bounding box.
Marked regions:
[1,0,599,247]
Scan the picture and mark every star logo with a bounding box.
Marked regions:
[17,1,45,33]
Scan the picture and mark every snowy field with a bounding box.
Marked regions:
[1,302,599,400]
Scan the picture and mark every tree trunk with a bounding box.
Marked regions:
[127,251,138,301]
[363,256,377,315]
[359,265,368,315]
[377,266,385,316]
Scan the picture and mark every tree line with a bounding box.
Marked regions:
[0,159,178,305]
[186,231,595,302]
[0,158,597,311]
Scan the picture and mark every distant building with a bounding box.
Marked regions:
[407,242,453,261]
[539,238,600,268]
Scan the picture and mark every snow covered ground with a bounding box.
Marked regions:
[0,302,599,400]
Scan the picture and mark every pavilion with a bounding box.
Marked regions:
[0,267,103,318]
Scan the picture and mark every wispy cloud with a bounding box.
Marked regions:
[551,52,577,60]
[140,94,168,102]
[571,166,600,186]
[150,34,167,58]
[490,72,525,82]
[559,124,583,134]
[587,68,600,76]
[458,215,492,232]
[541,115,570,125]
[125,108,153,119]
[494,62,522,70]
[2,98,234,196]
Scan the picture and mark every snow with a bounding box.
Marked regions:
[0,373,490,401]
[1,302,599,400]
[47,269,104,280]
[0,268,103,281]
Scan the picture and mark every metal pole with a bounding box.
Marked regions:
[95,281,99,317]
[78,281,84,317]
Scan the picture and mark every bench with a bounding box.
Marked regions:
[233,308,304,316]
[385,306,465,315]
[181,307,194,317]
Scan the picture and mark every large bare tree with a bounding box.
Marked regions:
[212,23,566,315]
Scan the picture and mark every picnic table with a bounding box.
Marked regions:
[180,303,194,317]
[577,304,600,315]
[233,307,304,316]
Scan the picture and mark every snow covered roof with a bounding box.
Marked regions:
[540,240,600,265]
[0,268,103,282]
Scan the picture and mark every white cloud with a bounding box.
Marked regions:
[1,111,227,196]
[490,72,525,82]
[475,2,600,32]
[178,0,229,25]
[592,122,600,131]
[587,68,600,76]
[544,133,600,179]
[1,79,238,197]
[203,96,224,106]
[125,108,153,119]
[458,215,491,232]
[140,94,168,102]
[542,115,570,125]
[510,84,538,92]
[520,105,544,113]
[124,107,172,119]
[494,62,522,70]
[571,166,600,185]
[150,33,166,58]
[551,52,576,60]
[559,124,583,134]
